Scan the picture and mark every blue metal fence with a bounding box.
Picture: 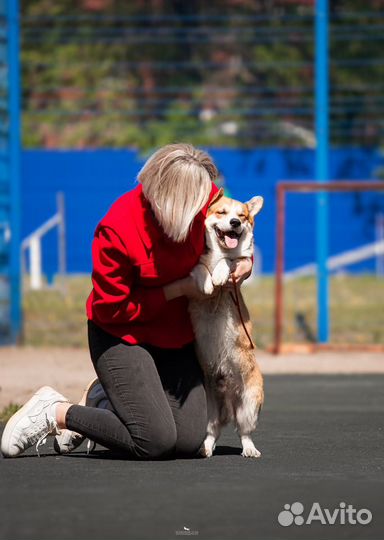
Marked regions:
[0,0,21,344]
[315,0,330,342]
[21,148,384,278]
[2,4,384,347]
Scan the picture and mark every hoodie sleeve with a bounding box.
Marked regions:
[90,226,167,325]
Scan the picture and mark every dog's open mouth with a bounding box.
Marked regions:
[214,226,242,249]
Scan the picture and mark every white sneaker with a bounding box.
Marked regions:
[1,386,69,458]
[53,377,108,455]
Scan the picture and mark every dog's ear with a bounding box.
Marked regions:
[208,187,225,209]
[246,196,264,217]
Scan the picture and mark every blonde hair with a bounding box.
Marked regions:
[138,143,218,242]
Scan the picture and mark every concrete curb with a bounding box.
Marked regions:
[1,346,383,408]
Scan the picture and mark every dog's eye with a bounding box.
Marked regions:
[216,210,227,215]
[238,213,245,218]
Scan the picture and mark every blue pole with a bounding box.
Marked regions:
[315,0,329,343]
[7,0,21,342]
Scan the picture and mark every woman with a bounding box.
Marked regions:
[1,143,252,460]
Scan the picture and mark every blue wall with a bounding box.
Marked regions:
[21,148,384,276]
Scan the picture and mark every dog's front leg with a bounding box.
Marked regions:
[190,263,214,295]
[211,258,231,287]
[199,386,221,458]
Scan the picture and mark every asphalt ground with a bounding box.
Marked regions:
[1,375,383,540]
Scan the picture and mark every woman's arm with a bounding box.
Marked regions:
[163,275,209,301]
[90,226,209,325]
[91,226,168,324]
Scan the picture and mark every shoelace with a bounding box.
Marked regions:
[31,414,60,457]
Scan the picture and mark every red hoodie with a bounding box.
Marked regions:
[86,182,218,348]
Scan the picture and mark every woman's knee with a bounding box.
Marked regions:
[133,421,178,460]
[174,385,207,457]
[176,418,207,458]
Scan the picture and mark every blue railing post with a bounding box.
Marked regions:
[315,0,329,343]
[7,0,21,342]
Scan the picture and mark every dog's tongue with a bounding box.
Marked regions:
[224,235,239,249]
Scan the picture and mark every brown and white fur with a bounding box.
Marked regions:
[189,188,264,458]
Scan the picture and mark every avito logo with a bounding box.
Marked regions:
[278,502,372,527]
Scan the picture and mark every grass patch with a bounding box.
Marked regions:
[0,403,21,423]
[22,275,91,348]
[22,274,384,349]
[244,274,384,348]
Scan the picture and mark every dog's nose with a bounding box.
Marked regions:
[230,218,241,228]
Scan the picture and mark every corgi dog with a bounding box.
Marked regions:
[189,188,264,458]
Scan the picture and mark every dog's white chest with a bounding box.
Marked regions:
[189,293,239,376]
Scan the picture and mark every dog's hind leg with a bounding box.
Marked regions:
[199,386,222,458]
[235,385,263,458]
[240,434,260,458]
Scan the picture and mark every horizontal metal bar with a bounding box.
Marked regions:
[21,14,315,23]
[20,23,384,34]
[22,25,314,36]
[21,213,61,247]
[18,11,384,22]
[17,84,384,97]
[285,240,384,280]
[22,58,384,69]
[278,181,384,193]
[21,95,384,107]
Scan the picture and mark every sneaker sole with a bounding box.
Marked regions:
[80,377,100,407]
[1,386,63,458]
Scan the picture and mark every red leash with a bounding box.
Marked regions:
[198,262,255,350]
[229,274,255,350]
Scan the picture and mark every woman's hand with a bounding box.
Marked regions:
[163,275,217,301]
[225,257,253,289]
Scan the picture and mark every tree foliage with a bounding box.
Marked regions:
[21,0,384,150]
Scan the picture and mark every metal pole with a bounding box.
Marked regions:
[376,213,384,277]
[30,236,42,290]
[274,184,285,354]
[315,0,329,343]
[57,192,66,275]
[7,0,21,342]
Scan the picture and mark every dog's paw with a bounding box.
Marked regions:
[191,264,215,295]
[199,438,216,458]
[191,267,214,295]
[199,445,213,458]
[240,436,261,458]
[241,445,261,458]
[202,276,214,295]
[211,265,230,287]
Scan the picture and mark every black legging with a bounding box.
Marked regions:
[65,321,207,459]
